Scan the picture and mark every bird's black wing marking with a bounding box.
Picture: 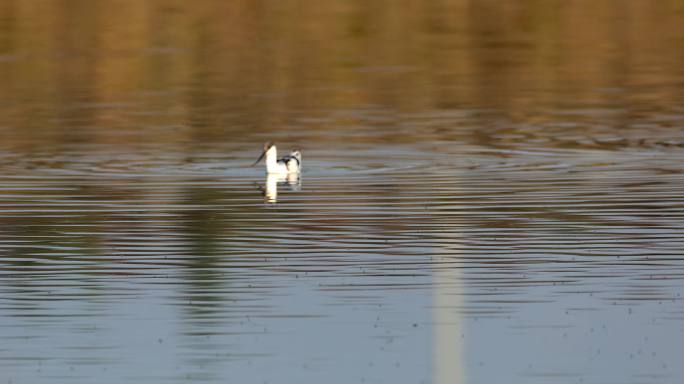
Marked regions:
[279,155,300,166]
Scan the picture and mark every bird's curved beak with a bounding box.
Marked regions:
[252,150,266,166]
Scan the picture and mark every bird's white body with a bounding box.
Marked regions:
[261,145,301,174]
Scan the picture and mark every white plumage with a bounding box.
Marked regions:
[252,142,301,174]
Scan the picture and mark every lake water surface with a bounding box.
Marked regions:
[2,1,684,383]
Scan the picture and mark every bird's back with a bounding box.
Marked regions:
[279,150,301,173]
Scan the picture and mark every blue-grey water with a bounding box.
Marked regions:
[2,1,684,383]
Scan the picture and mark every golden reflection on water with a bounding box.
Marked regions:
[1,2,684,384]
[1,0,684,148]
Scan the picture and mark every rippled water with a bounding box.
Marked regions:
[3,140,684,383]
[3,1,684,383]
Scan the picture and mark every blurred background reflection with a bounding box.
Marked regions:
[1,1,684,383]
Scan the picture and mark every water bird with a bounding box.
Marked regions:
[252,142,301,174]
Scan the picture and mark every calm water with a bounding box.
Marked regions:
[2,1,684,383]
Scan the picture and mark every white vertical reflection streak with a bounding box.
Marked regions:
[433,203,464,383]
[265,173,278,203]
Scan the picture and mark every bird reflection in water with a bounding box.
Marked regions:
[257,173,301,204]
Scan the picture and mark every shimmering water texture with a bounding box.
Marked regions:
[2,1,684,384]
